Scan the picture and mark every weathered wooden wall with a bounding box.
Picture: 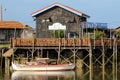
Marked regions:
[0,29,22,42]
[35,6,86,38]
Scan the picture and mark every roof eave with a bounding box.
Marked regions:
[31,3,90,18]
[82,14,90,18]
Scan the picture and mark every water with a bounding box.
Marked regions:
[0,68,119,80]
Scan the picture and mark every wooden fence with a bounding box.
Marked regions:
[10,38,119,47]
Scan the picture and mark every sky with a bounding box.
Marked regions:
[0,0,120,29]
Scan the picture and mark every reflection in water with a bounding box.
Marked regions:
[0,68,120,80]
[11,71,75,80]
[75,68,119,80]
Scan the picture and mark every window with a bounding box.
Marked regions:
[68,32,77,38]
[0,34,5,41]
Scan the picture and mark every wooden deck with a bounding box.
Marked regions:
[10,38,119,47]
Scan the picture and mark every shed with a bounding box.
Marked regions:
[0,21,27,43]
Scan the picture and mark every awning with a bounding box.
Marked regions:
[2,49,13,57]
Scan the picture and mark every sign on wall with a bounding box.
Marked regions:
[49,23,66,30]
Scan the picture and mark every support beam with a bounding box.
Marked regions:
[57,49,60,64]
[55,48,61,64]
[27,51,29,62]
[28,48,37,61]
[0,49,4,68]
[113,44,115,80]
[32,48,34,61]
[89,48,92,70]
[41,48,43,57]
[5,57,10,73]
[89,40,92,80]
[115,41,118,80]
[70,49,78,64]
[115,39,118,80]
[113,38,117,80]
[102,38,105,80]
[81,49,90,68]
[12,48,17,63]
[37,49,41,57]
[89,38,92,70]
[47,50,49,58]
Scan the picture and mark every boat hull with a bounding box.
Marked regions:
[12,62,75,71]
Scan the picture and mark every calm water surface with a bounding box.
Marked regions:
[0,68,119,80]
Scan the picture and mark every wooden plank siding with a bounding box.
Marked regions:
[10,38,119,47]
[35,6,87,38]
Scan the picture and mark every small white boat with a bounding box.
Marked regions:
[12,58,75,71]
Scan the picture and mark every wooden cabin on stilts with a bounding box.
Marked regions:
[1,2,120,72]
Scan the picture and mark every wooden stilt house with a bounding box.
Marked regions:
[32,2,90,38]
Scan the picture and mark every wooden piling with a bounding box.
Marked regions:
[113,42,115,80]
[89,38,93,80]
[32,48,34,61]
[115,39,118,80]
[5,57,10,73]
[0,49,4,68]
[102,38,105,80]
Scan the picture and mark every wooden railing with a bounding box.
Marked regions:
[10,38,119,47]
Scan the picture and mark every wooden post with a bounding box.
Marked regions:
[41,48,43,58]
[4,57,10,80]
[89,38,92,70]
[89,47,92,70]
[73,49,76,64]
[0,49,4,68]
[113,38,115,80]
[73,38,76,64]
[27,51,29,62]
[5,57,10,73]
[32,48,34,61]
[47,50,49,58]
[113,38,117,80]
[37,49,40,57]
[12,49,15,63]
[57,38,61,64]
[89,38,92,80]
[102,38,105,80]
[58,46,60,64]
[115,38,118,80]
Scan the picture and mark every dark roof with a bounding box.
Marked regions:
[32,2,90,18]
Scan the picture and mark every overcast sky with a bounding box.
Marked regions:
[1,0,120,29]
